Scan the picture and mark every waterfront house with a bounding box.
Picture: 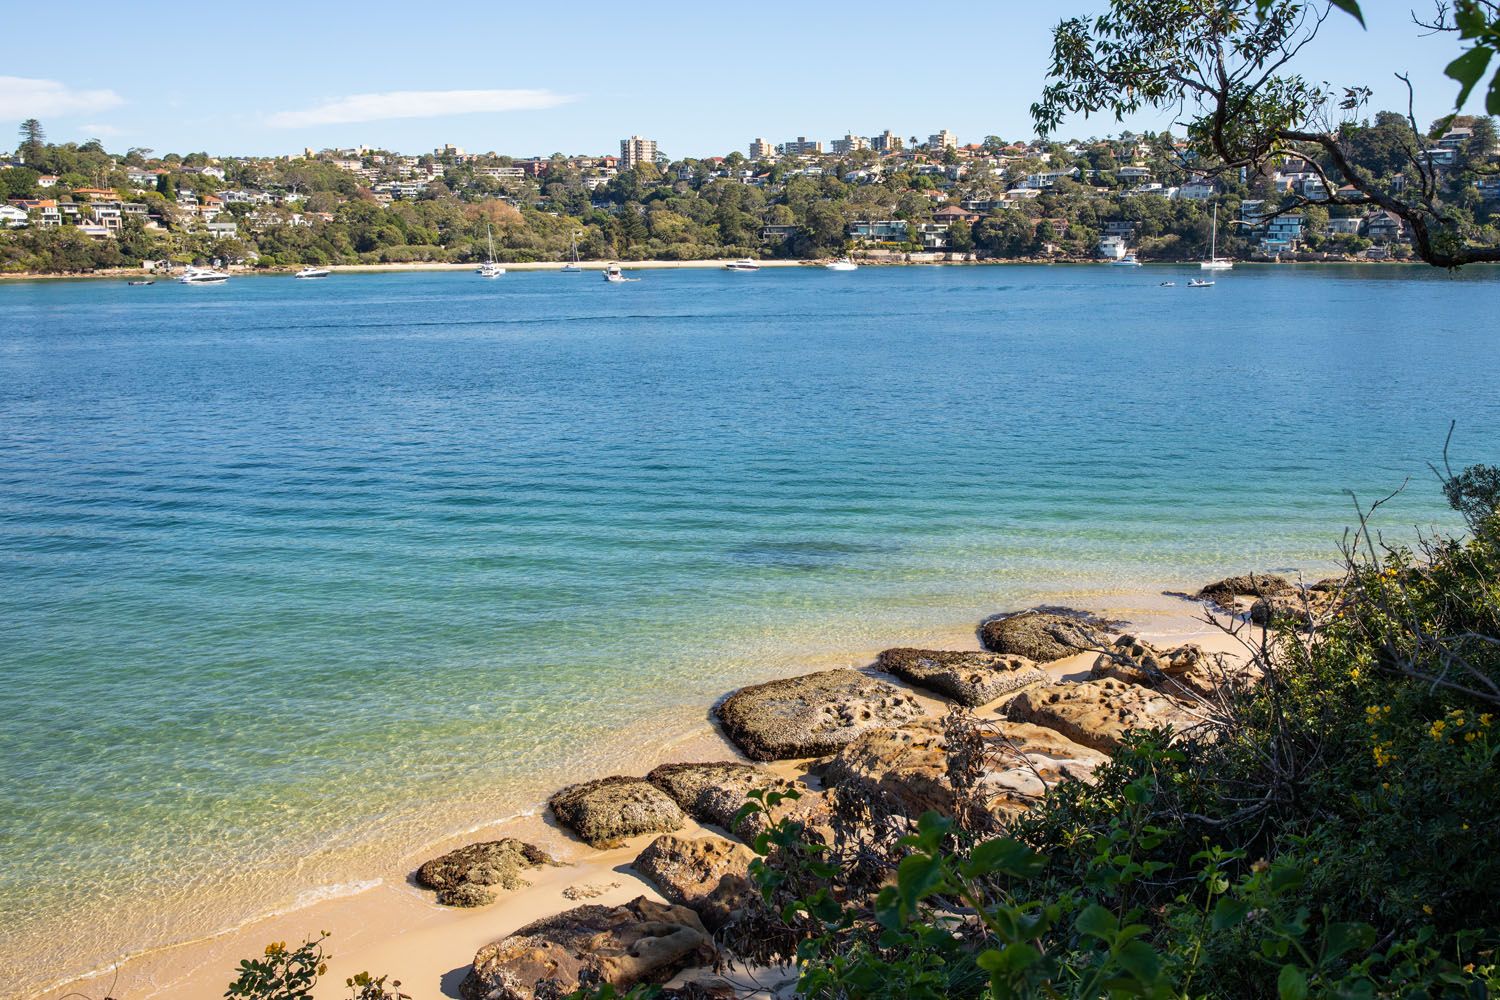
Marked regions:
[1098,234,1129,259]
[1363,210,1405,243]
[0,204,28,227]
[932,205,980,225]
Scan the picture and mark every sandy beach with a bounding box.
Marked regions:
[30,584,1268,1000]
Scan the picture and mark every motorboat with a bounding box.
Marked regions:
[1188,278,1215,287]
[1111,254,1143,266]
[178,266,228,284]
[477,224,505,277]
[824,257,858,271]
[724,259,760,271]
[127,279,154,286]
[1159,281,1176,287]
[604,263,635,283]
[1200,204,1234,270]
[294,266,331,279]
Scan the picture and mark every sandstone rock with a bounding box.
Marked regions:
[646,761,789,835]
[1006,679,1204,752]
[1196,573,1294,611]
[414,839,557,907]
[821,718,1107,825]
[978,610,1109,663]
[461,896,714,1000]
[716,669,923,761]
[1089,635,1259,702]
[634,834,757,931]
[876,648,1047,706]
[1249,588,1340,628]
[549,777,686,849]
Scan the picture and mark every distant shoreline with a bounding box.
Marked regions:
[0,256,1434,282]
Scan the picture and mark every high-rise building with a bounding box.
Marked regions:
[749,138,776,160]
[870,130,903,153]
[778,136,823,156]
[928,129,958,150]
[830,133,870,154]
[620,135,658,169]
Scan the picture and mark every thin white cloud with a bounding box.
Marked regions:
[267,88,573,128]
[0,76,124,117]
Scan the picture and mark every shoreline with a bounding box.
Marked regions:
[24,581,1290,1000]
[0,256,1440,282]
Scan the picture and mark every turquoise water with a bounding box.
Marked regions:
[3,264,1499,996]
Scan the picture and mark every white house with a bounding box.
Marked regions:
[0,204,29,227]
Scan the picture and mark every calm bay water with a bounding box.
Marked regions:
[3,264,1499,996]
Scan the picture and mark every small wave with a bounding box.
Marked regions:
[32,878,385,1000]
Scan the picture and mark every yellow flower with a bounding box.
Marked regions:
[1481,714,1493,728]
[1466,732,1477,743]
[1430,720,1447,739]
[1423,904,1433,915]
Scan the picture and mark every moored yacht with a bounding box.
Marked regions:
[1111,254,1143,266]
[724,258,760,271]
[178,266,229,284]
[604,263,628,282]
[561,231,583,273]
[824,257,858,271]
[294,266,331,279]
[1200,204,1234,270]
[477,224,505,277]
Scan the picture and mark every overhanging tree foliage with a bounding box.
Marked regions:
[1032,0,1500,267]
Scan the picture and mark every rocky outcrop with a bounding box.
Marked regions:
[1196,573,1293,611]
[415,839,558,907]
[821,718,1108,826]
[716,669,923,761]
[978,610,1109,663]
[461,896,714,1000]
[875,648,1047,706]
[1006,678,1204,752]
[634,834,757,931]
[1089,635,1259,702]
[549,777,686,849]
[1249,587,1341,629]
[646,761,789,835]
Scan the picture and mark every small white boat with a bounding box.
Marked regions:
[127,279,154,286]
[824,257,858,271]
[477,224,505,278]
[1159,281,1176,287]
[1188,278,1215,287]
[1111,254,1143,266]
[724,258,760,271]
[1200,204,1234,270]
[604,263,635,283]
[178,266,228,284]
[294,266,331,279]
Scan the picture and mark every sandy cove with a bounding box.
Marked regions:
[30,585,1287,1000]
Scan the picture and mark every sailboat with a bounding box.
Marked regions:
[561,231,583,273]
[477,224,505,278]
[1200,204,1233,271]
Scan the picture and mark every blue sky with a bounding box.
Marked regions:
[1,1,1486,157]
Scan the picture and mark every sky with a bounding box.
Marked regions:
[0,0,1488,159]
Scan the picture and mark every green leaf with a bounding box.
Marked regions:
[1076,903,1118,939]
[1322,922,1376,961]
[895,851,948,917]
[1212,897,1251,931]
[1116,940,1161,983]
[1278,964,1309,1000]
[1446,46,1494,109]
[962,837,1047,879]
[977,943,1040,974]
[1328,0,1364,27]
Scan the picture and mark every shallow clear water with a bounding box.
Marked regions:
[3,264,1499,996]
